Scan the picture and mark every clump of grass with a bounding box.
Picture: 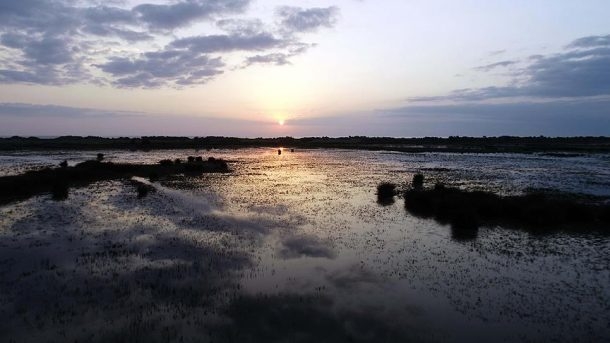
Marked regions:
[51,182,69,200]
[195,156,203,162]
[377,183,397,205]
[59,160,68,168]
[137,184,153,198]
[148,172,159,182]
[187,156,195,163]
[412,173,424,189]
[159,159,173,166]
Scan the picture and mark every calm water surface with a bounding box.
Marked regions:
[0,148,608,342]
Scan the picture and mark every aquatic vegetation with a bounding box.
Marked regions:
[0,157,229,204]
[376,182,397,205]
[1,149,608,342]
[412,173,424,189]
[404,183,610,235]
[51,181,69,200]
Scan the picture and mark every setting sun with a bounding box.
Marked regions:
[278,119,285,126]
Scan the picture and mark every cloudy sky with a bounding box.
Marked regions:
[1,0,609,137]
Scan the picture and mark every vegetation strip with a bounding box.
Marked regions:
[0,156,228,205]
[2,136,610,153]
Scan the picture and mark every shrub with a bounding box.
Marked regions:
[377,183,396,198]
[412,173,424,189]
[51,182,69,200]
[187,156,195,163]
[159,159,173,166]
[59,160,68,168]
[96,153,104,162]
[137,184,152,198]
[377,182,397,205]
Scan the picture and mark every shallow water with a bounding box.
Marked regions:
[0,148,609,342]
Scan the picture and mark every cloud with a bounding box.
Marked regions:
[0,102,280,137]
[277,6,339,33]
[170,32,283,53]
[95,51,225,87]
[133,0,250,30]
[411,34,610,102]
[474,60,517,72]
[244,53,292,67]
[0,102,139,118]
[0,0,338,88]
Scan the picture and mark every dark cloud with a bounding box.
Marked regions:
[170,32,283,53]
[277,6,339,33]
[96,51,224,87]
[133,0,250,30]
[567,34,610,49]
[244,53,292,67]
[411,35,610,102]
[0,0,336,88]
[384,98,610,136]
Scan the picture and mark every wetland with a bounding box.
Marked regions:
[0,148,609,342]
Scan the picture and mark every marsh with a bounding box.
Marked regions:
[0,148,609,342]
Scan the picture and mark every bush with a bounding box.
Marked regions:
[159,159,173,166]
[59,160,68,168]
[187,156,195,163]
[51,182,69,200]
[377,183,396,198]
[137,184,152,198]
[412,174,424,189]
[377,182,397,205]
[96,153,104,162]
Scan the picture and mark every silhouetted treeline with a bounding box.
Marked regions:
[1,135,610,153]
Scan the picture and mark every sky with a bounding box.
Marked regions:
[1,0,610,137]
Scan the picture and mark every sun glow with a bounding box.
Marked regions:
[278,119,285,126]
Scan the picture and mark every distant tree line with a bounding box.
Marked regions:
[1,135,609,153]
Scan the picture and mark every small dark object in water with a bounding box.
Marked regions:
[434,183,445,191]
[278,149,282,155]
[377,183,397,199]
[137,184,152,198]
[59,160,68,168]
[51,182,69,200]
[412,174,424,189]
[377,182,397,206]
[450,210,479,240]
[291,149,294,152]
[148,172,159,182]
[96,153,104,162]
